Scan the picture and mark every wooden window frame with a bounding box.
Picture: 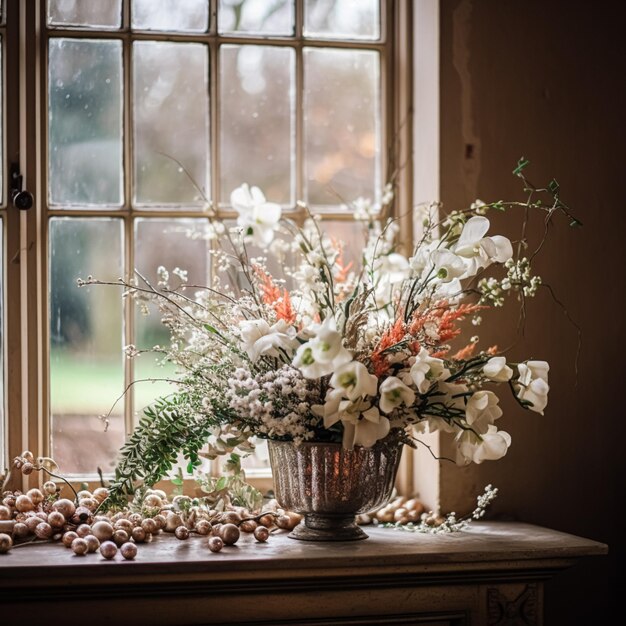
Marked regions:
[4,0,414,496]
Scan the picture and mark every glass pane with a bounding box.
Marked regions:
[218,0,293,36]
[321,219,366,271]
[220,45,294,206]
[304,48,381,208]
[132,0,209,33]
[48,0,122,28]
[49,39,123,207]
[133,42,209,206]
[133,218,211,414]
[304,0,380,40]
[49,218,125,475]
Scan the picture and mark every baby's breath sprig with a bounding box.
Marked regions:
[380,484,499,534]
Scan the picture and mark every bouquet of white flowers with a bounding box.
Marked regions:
[83,159,577,508]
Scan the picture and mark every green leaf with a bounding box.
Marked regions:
[548,178,560,195]
[171,476,183,486]
[512,157,530,176]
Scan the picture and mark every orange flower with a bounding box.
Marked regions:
[371,317,406,376]
[452,342,477,360]
[253,265,296,324]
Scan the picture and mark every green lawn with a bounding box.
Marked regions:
[50,351,178,416]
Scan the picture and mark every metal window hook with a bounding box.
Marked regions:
[10,163,34,210]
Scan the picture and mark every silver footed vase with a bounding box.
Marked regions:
[268,436,403,541]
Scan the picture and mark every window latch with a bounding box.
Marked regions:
[10,163,34,211]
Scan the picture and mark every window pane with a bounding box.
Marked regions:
[304,48,381,208]
[133,218,211,414]
[49,218,125,475]
[133,42,209,206]
[49,39,123,207]
[218,0,293,36]
[304,0,380,40]
[220,45,294,206]
[131,0,209,33]
[321,219,366,270]
[48,0,122,29]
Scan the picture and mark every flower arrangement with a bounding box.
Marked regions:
[82,159,578,509]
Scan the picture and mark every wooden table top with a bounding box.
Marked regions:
[0,521,607,582]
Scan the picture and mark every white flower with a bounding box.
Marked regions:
[408,348,450,394]
[456,425,512,465]
[453,216,513,277]
[312,388,344,427]
[231,183,282,248]
[483,356,513,382]
[292,317,352,379]
[239,318,298,363]
[330,361,378,401]
[293,264,324,294]
[408,241,436,276]
[353,197,376,221]
[516,360,550,414]
[428,249,466,283]
[464,390,503,434]
[375,252,410,286]
[315,394,390,449]
[379,376,416,414]
[337,399,391,449]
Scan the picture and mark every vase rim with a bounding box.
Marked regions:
[267,436,403,450]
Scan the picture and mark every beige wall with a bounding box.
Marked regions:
[438,0,624,620]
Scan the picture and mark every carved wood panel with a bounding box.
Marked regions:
[487,584,538,625]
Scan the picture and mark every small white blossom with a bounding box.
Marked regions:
[453,216,513,277]
[464,390,503,434]
[456,425,512,465]
[516,360,550,414]
[292,317,352,379]
[408,348,450,394]
[330,361,378,401]
[231,183,282,248]
[379,376,416,414]
[483,356,513,382]
[239,318,298,363]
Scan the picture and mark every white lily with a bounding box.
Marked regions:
[292,317,352,379]
[330,361,378,401]
[456,425,512,465]
[335,399,390,449]
[409,347,450,394]
[238,318,298,363]
[379,376,416,414]
[516,360,550,414]
[464,390,503,434]
[311,388,344,428]
[428,249,466,283]
[231,183,282,248]
[376,252,410,285]
[483,356,513,382]
[453,216,513,277]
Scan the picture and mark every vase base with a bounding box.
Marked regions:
[288,515,369,542]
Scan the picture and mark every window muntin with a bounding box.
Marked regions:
[43,0,388,478]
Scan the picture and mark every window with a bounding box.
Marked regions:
[0,0,5,473]
[6,0,413,487]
